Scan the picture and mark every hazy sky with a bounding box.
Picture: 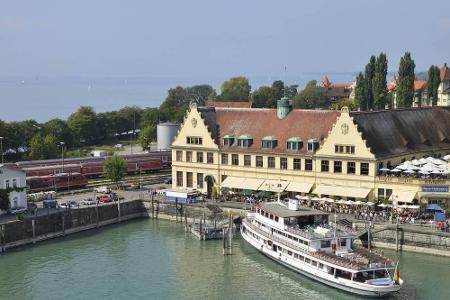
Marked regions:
[1,0,450,78]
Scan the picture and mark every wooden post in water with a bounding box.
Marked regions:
[175,199,178,223]
[62,214,65,237]
[117,198,121,223]
[395,223,399,252]
[95,202,99,228]
[151,192,155,219]
[0,224,6,252]
[367,220,371,250]
[223,211,233,255]
[32,219,36,244]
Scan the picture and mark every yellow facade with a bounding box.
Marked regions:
[171,105,450,205]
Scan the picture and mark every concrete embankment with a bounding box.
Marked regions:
[353,221,450,257]
[0,200,242,253]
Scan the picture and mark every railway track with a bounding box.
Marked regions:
[87,170,171,185]
[57,173,171,196]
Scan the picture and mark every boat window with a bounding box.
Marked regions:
[269,214,274,220]
[321,240,331,248]
[294,253,299,259]
[277,246,282,251]
[275,216,279,222]
[305,258,311,264]
[293,237,298,242]
[287,251,292,256]
[312,261,317,267]
[299,255,304,261]
[319,263,324,269]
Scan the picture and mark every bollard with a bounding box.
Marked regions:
[0,224,6,252]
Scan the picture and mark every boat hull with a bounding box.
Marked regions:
[241,221,402,297]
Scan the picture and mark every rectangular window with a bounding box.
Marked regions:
[186,137,203,145]
[197,173,204,189]
[293,158,301,170]
[360,162,369,176]
[207,152,214,164]
[385,189,393,198]
[262,140,277,149]
[221,153,228,165]
[186,172,193,188]
[334,161,342,173]
[256,156,263,168]
[321,160,329,172]
[196,152,203,163]
[186,151,192,162]
[221,175,227,182]
[232,154,239,166]
[176,150,182,161]
[244,155,251,167]
[176,171,183,187]
[347,162,356,174]
[280,158,287,169]
[268,157,275,168]
[5,179,10,189]
[12,179,17,188]
[305,159,313,171]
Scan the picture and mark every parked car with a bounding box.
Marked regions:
[7,207,28,215]
[81,198,97,206]
[96,195,113,203]
[95,186,111,194]
[43,199,58,209]
[68,200,80,208]
[164,176,172,184]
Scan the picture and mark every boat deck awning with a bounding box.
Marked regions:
[221,176,264,190]
[389,191,418,203]
[258,180,290,192]
[285,182,314,193]
[313,185,372,199]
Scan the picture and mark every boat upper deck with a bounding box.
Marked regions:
[259,201,329,218]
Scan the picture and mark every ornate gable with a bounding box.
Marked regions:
[316,107,375,159]
[171,103,219,150]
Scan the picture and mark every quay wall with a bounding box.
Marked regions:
[0,200,233,252]
[353,222,450,257]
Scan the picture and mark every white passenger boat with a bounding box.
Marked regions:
[241,199,403,297]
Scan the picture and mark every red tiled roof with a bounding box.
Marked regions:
[330,83,352,89]
[414,80,426,91]
[440,63,450,82]
[213,108,341,154]
[207,101,253,108]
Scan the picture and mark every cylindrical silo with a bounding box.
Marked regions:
[157,122,179,150]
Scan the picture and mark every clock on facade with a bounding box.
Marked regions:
[191,118,197,128]
[341,123,349,135]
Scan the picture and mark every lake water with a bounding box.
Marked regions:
[0,219,448,300]
[0,73,357,122]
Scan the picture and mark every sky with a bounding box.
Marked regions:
[1,0,450,79]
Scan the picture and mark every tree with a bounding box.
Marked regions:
[67,106,98,145]
[159,86,190,122]
[29,133,58,160]
[372,53,388,109]
[293,80,329,109]
[103,155,127,187]
[329,98,357,111]
[43,118,73,147]
[138,125,156,150]
[364,55,376,110]
[354,72,366,110]
[250,86,275,108]
[396,52,416,108]
[426,65,441,106]
[186,85,216,106]
[219,76,251,101]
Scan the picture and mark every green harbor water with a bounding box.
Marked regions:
[0,219,449,300]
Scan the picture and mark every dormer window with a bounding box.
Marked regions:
[238,135,253,148]
[307,138,319,153]
[262,136,277,149]
[223,135,234,146]
[286,137,303,151]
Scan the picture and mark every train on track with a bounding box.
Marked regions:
[15,151,172,192]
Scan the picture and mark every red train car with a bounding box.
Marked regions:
[27,173,88,192]
[22,164,82,177]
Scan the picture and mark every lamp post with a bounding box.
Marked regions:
[0,136,3,164]
[60,142,65,173]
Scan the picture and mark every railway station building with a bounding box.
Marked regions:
[0,164,27,213]
[171,100,450,207]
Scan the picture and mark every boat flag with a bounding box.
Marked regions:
[393,262,400,285]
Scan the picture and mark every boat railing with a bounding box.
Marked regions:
[243,219,310,255]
